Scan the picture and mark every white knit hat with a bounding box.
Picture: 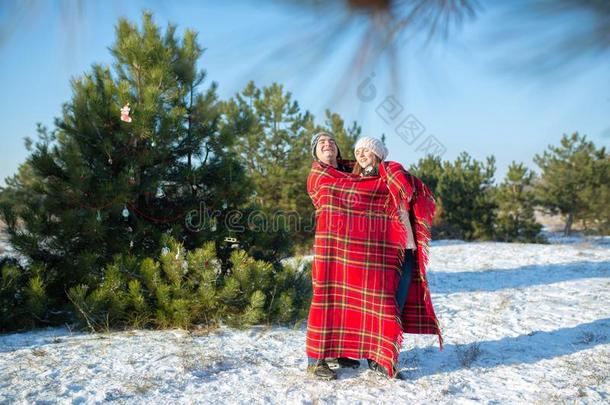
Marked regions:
[354,137,388,161]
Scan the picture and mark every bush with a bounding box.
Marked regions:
[67,236,312,331]
[0,258,51,332]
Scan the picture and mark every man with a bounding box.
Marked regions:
[311,131,349,172]
[306,131,360,380]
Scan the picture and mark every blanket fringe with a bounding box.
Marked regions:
[390,319,404,378]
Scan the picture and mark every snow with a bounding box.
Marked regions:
[0,232,29,268]
[541,229,610,247]
[0,232,12,258]
[1,239,609,404]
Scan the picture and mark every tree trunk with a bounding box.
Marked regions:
[564,212,574,236]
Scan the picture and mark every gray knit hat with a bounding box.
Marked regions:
[311,131,342,160]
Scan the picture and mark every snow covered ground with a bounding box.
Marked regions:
[1,239,609,404]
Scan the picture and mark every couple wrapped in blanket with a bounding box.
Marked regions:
[306,132,443,380]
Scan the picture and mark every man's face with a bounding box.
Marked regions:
[316,135,338,162]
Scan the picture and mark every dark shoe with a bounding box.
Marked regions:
[367,359,398,379]
[336,357,361,369]
[307,360,337,380]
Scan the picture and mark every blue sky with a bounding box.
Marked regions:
[0,0,608,186]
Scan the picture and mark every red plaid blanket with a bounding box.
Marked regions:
[306,160,443,376]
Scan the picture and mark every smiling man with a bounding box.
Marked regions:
[310,131,353,174]
[311,132,340,168]
[306,131,361,380]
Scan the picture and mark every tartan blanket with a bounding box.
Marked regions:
[306,160,443,376]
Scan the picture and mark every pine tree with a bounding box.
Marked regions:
[409,154,444,229]
[533,133,607,236]
[435,152,497,240]
[581,151,610,234]
[495,162,545,242]
[0,12,252,301]
[409,154,443,195]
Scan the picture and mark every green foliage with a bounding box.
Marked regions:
[409,154,443,195]
[269,258,312,323]
[67,238,312,331]
[494,162,545,242]
[0,12,252,302]
[0,260,51,332]
[412,152,498,240]
[413,134,609,240]
[412,153,548,241]
[534,132,609,235]
[241,290,266,325]
[581,159,610,235]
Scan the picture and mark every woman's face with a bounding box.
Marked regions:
[316,135,338,161]
[355,147,377,169]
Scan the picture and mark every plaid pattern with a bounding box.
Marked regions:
[379,161,443,346]
[306,160,443,377]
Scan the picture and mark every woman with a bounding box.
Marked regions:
[306,134,442,380]
[353,136,418,376]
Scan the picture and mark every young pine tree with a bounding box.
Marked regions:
[494,162,545,242]
[533,133,606,236]
[0,260,49,332]
[409,154,443,195]
[580,149,610,234]
[435,152,497,240]
[408,154,444,231]
[0,12,251,302]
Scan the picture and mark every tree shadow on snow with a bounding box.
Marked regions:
[400,318,610,380]
[428,260,609,294]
